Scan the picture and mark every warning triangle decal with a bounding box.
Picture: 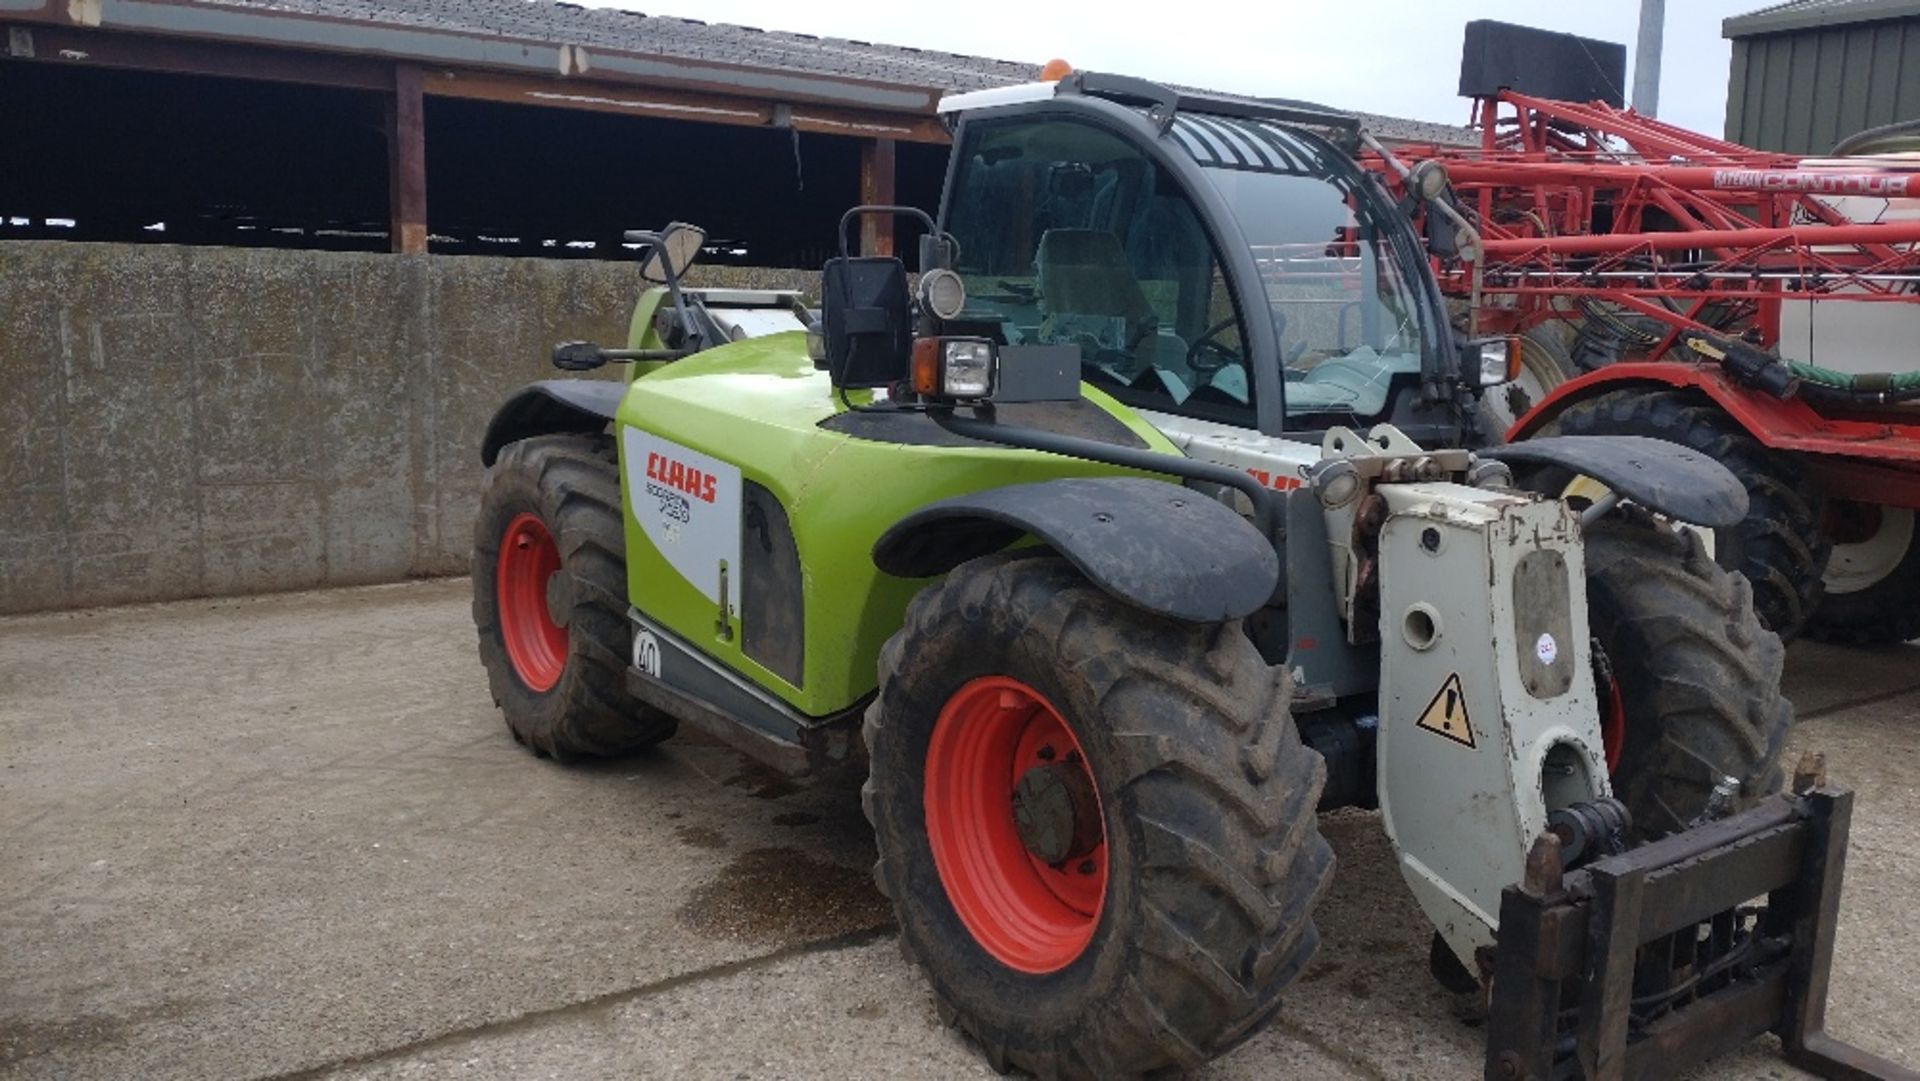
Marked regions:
[1416,673,1476,748]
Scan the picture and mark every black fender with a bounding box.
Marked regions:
[872,477,1279,623]
[480,380,627,466]
[1481,435,1748,528]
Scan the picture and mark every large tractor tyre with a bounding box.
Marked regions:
[1543,389,1828,640]
[1477,326,1581,443]
[1806,503,1920,645]
[1585,510,1792,838]
[861,553,1333,1079]
[473,433,675,759]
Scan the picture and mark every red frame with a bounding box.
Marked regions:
[1359,90,1920,512]
[1367,90,1920,354]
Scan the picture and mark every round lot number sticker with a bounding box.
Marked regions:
[1535,632,1558,666]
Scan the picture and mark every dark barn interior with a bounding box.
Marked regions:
[0,59,949,266]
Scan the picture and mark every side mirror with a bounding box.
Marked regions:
[820,255,911,387]
[818,205,946,389]
[1465,335,1523,387]
[552,341,607,371]
[634,222,706,284]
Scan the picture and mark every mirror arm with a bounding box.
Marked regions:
[602,348,693,362]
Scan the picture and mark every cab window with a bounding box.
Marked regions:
[943,118,1255,426]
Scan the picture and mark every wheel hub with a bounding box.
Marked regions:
[1011,760,1102,865]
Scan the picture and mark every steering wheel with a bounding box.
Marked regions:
[1186,317,1241,374]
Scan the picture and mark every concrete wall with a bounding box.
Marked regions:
[0,241,815,614]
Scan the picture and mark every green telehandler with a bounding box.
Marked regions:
[473,72,1905,1081]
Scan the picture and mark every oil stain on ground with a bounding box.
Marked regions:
[677,846,890,942]
[722,759,800,800]
[0,999,198,1067]
[674,824,727,850]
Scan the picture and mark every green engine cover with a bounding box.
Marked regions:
[612,330,1172,719]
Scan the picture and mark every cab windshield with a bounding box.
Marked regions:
[1166,112,1429,418]
[1195,156,1428,418]
[941,112,1427,426]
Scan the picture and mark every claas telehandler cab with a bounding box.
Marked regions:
[473,71,1905,1081]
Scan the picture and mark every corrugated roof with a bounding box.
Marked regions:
[122,0,1465,140]
[189,0,1036,90]
[1725,0,1920,38]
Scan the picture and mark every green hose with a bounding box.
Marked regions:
[1785,361,1920,391]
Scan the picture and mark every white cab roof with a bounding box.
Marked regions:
[937,82,1060,116]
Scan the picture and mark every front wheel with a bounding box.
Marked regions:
[861,553,1332,1079]
[1584,510,1792,837]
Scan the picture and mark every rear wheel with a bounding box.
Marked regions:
[1543,389,1828,640]
[862,553,1332,1079]
[1584,510,1792,837]
[1806,502,1920,645]
[473,434,675,759]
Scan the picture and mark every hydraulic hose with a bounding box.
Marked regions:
[1785,361,1920,402]
[1686,333,1920,403]
[1785,360,1920,390]
[1831,118,1920,157]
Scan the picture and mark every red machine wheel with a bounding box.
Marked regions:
[1807,502,1920,645]
[496,512,568,692]
[923,676,1107,974]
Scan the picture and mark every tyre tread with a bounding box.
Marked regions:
[472,433,675,758]
[861,554,1332,1079]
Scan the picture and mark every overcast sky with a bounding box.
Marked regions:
[578,0,1761,139]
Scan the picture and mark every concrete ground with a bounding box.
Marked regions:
[2,579,1915,1081]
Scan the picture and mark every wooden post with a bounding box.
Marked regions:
[387,63,427,254]
[858,136,897,257]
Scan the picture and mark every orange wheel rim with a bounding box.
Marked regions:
[496,512,567,692]
[923,676,1107,974]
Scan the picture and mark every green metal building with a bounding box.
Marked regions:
[1725,0,1920,153]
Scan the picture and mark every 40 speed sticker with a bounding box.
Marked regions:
[621,427,742,605]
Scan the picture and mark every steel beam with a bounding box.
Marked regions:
[0,23,390,89]
[378,66,947,144]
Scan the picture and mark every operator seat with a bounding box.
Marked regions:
[1032,229,1159,367]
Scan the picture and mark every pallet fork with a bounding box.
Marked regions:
[1485,756,1914,1081]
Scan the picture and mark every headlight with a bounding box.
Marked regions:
[910,337,997,401]
[1476,337,1521,387]
[941,339,995,397]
